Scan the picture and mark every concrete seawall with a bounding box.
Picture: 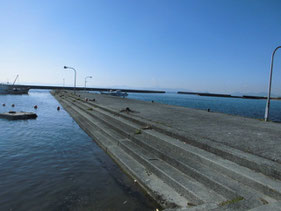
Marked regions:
[52,90,281,211]
[12,84,166,93]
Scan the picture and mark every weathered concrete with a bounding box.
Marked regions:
[248,201,281,210]
[52,90,281,210]
[79,91,281,163]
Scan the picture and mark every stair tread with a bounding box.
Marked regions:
[75,100,281,198]
[60,97,189,208]
[64,96,281,201]
[67,103,249,202]
[137,131,281,198]
[86,97,281,180]
[121,139,227,204]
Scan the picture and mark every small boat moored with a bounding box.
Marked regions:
[100,90,128,97]
[0,111,37,120]
[0,75,30,95]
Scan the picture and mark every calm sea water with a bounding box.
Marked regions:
[128,93,281,123]
[1,91,280,211]
[0,90,157,211]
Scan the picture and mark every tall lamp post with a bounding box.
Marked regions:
[265,46,281,122]
[64,66,77,94]
[84,76,92,90]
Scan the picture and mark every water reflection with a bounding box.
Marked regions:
[0,90,157,211]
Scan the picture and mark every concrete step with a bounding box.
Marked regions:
[61,98,128,142]
[106,145,189,209]
[56,93,281,210]
[134,132,281,201]
[63,98,272,203]
[248,201,281,211]
[58,98,117,149]
[131,133,276,205]
[62,98,226,205]
[65,95,142,136]
[119,139,226,205]
[57,96,189,209]
[65,100,275,210]
[63,97,281,201]
[81,96,281,181]
[133,131,281,201]
[115,128,276,206]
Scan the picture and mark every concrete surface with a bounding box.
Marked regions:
[80,91,281,163]
[52,90,281,210]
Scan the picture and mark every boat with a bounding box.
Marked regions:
[100,90,128,97]
[0,111,37,120]
[0,75,29,95]
[0,84,30,95]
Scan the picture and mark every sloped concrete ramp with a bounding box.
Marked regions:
[52,91,281,210]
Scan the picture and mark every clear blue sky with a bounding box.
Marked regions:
[0,0,281,94]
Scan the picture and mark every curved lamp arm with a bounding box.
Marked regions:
[265,46,281,121]
[84,76,92,88]
[64,66,77,94]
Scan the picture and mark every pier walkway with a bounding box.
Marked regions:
[52,90,281,211]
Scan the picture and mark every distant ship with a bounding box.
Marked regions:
[100,90,128,97]
[0,75,29,95]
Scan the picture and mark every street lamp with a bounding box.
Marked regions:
[265,46,281,122]
[84,76,92,89]
[64,66,77,94]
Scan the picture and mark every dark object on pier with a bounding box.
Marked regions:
[120,107,133,113]
[142,125,152,130]
[0,111,37,120]
[207,108,211,112]
[152,100,154,103]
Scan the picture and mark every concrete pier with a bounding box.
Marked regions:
[52,90,281,210]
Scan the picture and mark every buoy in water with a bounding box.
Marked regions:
[2,103,5,107]
[57,106,60,111]
[34,105,38,109]
[11,104,15,107]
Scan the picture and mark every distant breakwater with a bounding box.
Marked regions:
[11,84,166,93]
[178,91,281,100]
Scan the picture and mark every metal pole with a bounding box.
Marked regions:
[64,66,77,94]
[265,46,281,121]
[74,69,76,94]
[84,76,92,90]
